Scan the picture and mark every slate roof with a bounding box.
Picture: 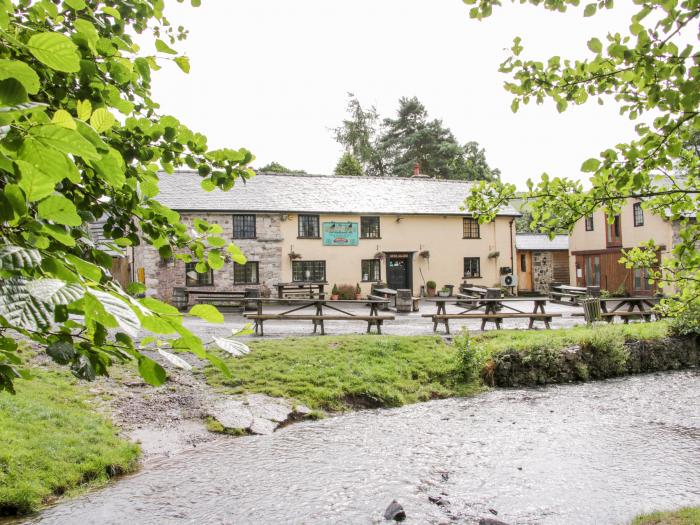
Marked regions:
[87,218,124,257]
[155,171,521,216]
[516,234,569,251]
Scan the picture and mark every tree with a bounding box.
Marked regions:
[0,0,254,393]
[461,141,501,181]
[258,161,306,174]
[333,94,385,176]
[463,0,699,314]
[334,152,364,176]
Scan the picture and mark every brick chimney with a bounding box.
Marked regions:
[411,162,430,178]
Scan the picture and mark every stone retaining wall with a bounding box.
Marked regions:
[487,337,699,387]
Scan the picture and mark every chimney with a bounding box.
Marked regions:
[413,162,421,177]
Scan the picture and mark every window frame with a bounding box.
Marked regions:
[298,214,320,239]
[462,218,480,239]
[633,202,644,227]
[185,262,214,287]
[585,216,594,231]
[360,216,381,239]
[361,259,381,282]
[606,214,622,247]
[463,257,481,278]
[232,214,256,239]
[292,260,326,282]
[233,261,259,284]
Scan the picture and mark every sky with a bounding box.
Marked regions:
[149,0,639,189]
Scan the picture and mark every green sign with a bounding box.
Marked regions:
[322,222,358,246]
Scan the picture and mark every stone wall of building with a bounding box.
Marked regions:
[132,212,283,305]
[532,251,554,294]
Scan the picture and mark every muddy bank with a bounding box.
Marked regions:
[488,336,699,387]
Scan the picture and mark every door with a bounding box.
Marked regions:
[387,256,409,290]
[517,252,533,292]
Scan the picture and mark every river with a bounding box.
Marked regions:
[23,370,700,524]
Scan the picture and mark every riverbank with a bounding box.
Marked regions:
[631,506,700,524]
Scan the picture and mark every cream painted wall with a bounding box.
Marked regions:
[280,214,516,294]
[568,199,674,286]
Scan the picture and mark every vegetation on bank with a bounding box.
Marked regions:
[631,506,700,525]
[204,322,670,412]
[0,370,139,516]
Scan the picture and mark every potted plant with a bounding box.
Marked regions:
[426,280,437,297]
[355,283,362,300]
[438,286,451,298]
[331,284,339,300]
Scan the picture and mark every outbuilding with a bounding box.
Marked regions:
[516,234,570,294]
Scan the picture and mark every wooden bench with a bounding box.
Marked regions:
[188,291,247,308]
[243,313,395,335]
[422,312,562,333]
[368,294,390,310]
[602,311,654,323]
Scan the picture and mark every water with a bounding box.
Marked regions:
[24,371,700,525]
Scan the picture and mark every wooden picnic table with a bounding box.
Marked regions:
[243,297,392,336]
[423,297,557,332]
[275,282,327,299]
[597,297,660,322]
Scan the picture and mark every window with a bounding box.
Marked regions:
[233,261,259,284]
[585,216,594,231]
[607,215,622,246]
[633,203,644,227]
[634,267,652,291]
[361,259,381,282]
[233,214,256,239]
[520,253,527,272]
[298,215,320,238]
[292,260,326,282]
[185,262,213,286]
[463,218,480,239]
[463,257,481,278]
[585,255,601,287]
[361,216,380,239]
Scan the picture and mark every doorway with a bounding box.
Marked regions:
[386,253,411,291]
[517,252,533,292]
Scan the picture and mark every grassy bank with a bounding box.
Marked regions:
[0,370,139,516]
[631,506,700,524]
[205,322,671,412]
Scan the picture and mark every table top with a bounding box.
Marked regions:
[275,282,328,287]
[186,290,246,295]
[598,297,659,302]
[373,288,398,295]
[252,298,389,304]
[554,285,587,292]
[426,297,549,302]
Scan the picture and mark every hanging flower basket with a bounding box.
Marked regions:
[288,251,302,260]
[419,250,430,259]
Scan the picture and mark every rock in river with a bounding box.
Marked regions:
[384,500,406,521]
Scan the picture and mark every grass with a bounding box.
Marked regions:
[631,507,700,525]
[0,370,139,516]
[205,322,669,412]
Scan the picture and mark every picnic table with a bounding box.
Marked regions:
[275,282,326,299]
[243,298,393,336]
[369,287,398,309]
[599,296,660,322]
[185,289,247,308]
[422,297,560,333]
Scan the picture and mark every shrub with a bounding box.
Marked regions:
[668,302,700,337]
[453,330,490,382]
[355,283,362,295]
[336,284,356,300]
[578,327,629,378]
[331,284,339,295]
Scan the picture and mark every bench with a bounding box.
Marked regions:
[422,312,562,333]
[368,294,391,310]
[187,291,247,308]
[602,311,654,323]
[243,313,395,335]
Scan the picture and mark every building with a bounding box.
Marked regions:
[568,199,676,295]
[87,218,130,289]
[515,234,570,293]
[132,171,520,304]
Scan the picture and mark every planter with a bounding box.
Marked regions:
[427,288,436,297]
[355,293,362,300]
[438,290,450,297]
[331,294,339,300]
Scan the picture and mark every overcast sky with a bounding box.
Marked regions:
[150,0,638,188]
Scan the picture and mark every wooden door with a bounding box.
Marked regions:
[517,252,533,291]
[387,256,409,290]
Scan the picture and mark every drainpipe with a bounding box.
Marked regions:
[509,218,515,293]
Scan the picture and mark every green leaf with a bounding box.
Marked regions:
[0,245,41,270]
[76,99,92,121]
[225,243,247,264]
[91,151,126,187]
[581,158,601,172]
[41,223,76,247]
[101,6,121,19]
[155,38,177,55]
[189,304,224,323]
[16,159,56,202]
[587,38,602,54]
[65,254,102,282]
[0,278,54,330]
[27,32,80,73]
[64,0,87,10]
[25,279,84,305]
[88,289,140,336]
[174,56,190,73]
[0,78,27,105]
[46,341,76,365]
[207,250,224,270]
[138,356,167,386]
[37,194,82,226]
[583,3,597,17]
[30,125,100,161]
[90,107,115,133]
[19,138,80,185]
[0,59,40,94]
[51,109,76,129]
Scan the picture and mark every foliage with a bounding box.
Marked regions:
[631,506,700,525]
[0,0,253,391]
[577,327,629,378]
[453,329,490,381]
[668,301,700,337]
[258,161,306,174]
[336,284,355,300]
[333,152,364,176]
[355,283,361,294]
[331,283,338,295]
[333,94,500,180]
[0,370,139,515]
[462,0,700,314]
[426,280,437,289]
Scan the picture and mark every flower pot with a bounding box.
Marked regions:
[438,290,450,297]
[427,288,436,297]
[331,294,339,300]
[355,293,362,300]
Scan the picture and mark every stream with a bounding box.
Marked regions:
[24,370,700,524]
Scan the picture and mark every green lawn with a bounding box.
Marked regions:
[0,370,139,516]
[631,507,700,525]
[205,322,669,412]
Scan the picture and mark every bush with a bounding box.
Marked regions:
[426,280,437,289]
[578,327,629,378]
[453,330,490,382]
[669,302,700,337]
[336,284,356,300]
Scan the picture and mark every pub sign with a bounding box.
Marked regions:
[322,222,358,246]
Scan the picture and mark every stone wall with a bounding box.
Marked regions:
[132,212,283,305]
[532,251,554,293]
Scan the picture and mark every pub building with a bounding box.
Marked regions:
[130,170,521,306]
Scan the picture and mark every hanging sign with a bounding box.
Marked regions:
[322,222,358,246]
